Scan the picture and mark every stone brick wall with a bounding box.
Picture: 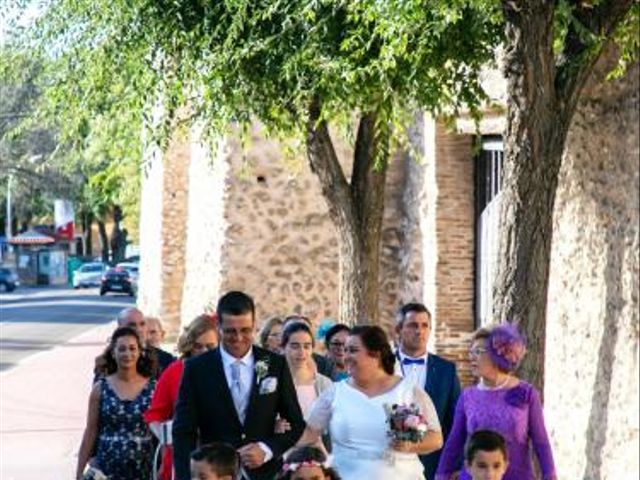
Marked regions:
[422,118,477,384]
[176,122,428,335]
[545,60,639,479]
[217,126,342,328]
[138,129,191,340]
[179,128,229,324]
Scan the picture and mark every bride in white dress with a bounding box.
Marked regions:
[298,325,442,480]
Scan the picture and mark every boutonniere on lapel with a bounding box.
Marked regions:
[255,359,278,394]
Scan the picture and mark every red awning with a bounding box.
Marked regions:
[8,230,56,245]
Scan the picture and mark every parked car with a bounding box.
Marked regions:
[115,262,139,279]
[100,267,135,296]
[0,268,19,292]
[72,262,105,288]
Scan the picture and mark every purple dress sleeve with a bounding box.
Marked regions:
[435,390,467,480]
[528,387,557,480]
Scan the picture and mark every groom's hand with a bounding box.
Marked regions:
[238,443,267,469]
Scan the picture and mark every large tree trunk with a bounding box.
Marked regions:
[494,0,634,391]
[110,205,127,263]
[97,219,109,263]
[81,211,93,257]
[306,102,388,325]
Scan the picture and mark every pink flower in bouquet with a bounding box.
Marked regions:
[404,415,422,430]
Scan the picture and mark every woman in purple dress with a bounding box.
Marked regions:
[435,324,556,480]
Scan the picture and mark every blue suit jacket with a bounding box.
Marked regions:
[397,351,461,480]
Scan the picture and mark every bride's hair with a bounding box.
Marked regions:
[278,447,341,480]
[350,325,396,375]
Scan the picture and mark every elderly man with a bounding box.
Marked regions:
[395,302,461,480]
[145,316,166,348]
[116,307,176,374]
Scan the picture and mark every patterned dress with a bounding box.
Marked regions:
[94,377,156,480]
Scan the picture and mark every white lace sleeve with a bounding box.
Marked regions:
[413,387,442,432]
[306,384,335,432]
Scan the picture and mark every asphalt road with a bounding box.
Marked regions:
[0,286,135,371]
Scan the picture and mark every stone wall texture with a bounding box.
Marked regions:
[545,59,639,480]
[217,127,342,328]
[422,118,477,384]
[179,129,229,324]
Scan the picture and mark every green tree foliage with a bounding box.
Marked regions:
[7,0,503,322]
[0,43,141,243]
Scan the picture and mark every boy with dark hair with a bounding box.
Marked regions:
[464,430,509,480]
[191,443,240,480]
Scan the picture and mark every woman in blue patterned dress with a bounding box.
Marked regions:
[76,326,157,480]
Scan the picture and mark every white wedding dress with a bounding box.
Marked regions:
[307,378,441,480]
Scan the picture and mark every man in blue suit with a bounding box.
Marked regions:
[394,302,461,480]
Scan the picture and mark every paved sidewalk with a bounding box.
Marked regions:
[0,320,117,479]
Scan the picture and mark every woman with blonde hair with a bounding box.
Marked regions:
[259,315,285,353]
[435,324,556,480]
[143,314,219,480]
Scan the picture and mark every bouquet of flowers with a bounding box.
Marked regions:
[384,403,428,443]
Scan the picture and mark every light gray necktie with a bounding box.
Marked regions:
[231,360,248,423]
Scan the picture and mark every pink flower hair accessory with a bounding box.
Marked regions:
[487,323,526,372]
[282,459,330,473]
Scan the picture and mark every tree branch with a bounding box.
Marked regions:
[556,0,635,110]
[305,98,354,228]
[351,111,388,235]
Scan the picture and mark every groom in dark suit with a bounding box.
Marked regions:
[173,291,305,480]
[395,302,461,480]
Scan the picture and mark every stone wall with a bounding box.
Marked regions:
[176,121,430,335]
[545,60,639,480]
[138,128,191,340]
[179,128,229,324]
[378,113,427,329]
[217,126,342,328]
[422,117,477,383]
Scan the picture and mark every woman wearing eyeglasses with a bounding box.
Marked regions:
[259,316,285,353]
[435,324,557,480]
[143,314,219,480]
[324,324,351,381]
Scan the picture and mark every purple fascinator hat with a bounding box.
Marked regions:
[487,323,526,372]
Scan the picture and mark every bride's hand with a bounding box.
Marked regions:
[391,439,415,453]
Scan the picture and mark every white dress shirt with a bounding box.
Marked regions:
[219,345,273,463]
[397,349,428,390]
[220,344,255,394]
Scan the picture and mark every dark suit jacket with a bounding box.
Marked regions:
[173,346,305,480]
[423,353,461,480]
[151,345,176,374]
[312,352,334,378]
[397,351,461,480]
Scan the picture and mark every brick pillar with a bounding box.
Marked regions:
[422,117,476,384]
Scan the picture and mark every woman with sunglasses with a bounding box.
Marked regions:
[143,314,219,480]
[435,324,556,480]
